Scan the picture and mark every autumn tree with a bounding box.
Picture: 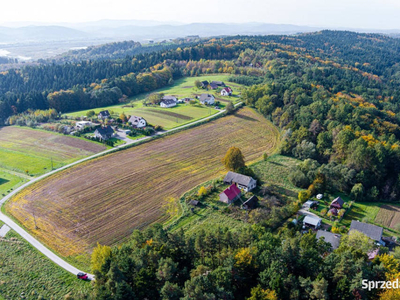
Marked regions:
[225,101,235,114]
[222,146,246,172]
[194,80,202,89]
[119,112,127,122]
[91,243,112,272]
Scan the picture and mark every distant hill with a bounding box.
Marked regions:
[0,26,89,43]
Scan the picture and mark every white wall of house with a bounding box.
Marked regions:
[160,102,177,108]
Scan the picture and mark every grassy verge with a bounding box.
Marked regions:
[0,229,92,300]
[0,169,27,198]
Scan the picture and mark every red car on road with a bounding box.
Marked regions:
[77,272,88,280]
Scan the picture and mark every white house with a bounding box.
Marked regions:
[221,87,233,96]
[199,94,215,105]
[223,171,257,192]
[76,121,92,130]
[160,96,177,108]
[128,116,147,128]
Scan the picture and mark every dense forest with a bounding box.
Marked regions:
[45,40,198,63]
[86,224,400,300]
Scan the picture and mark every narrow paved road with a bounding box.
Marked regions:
[0,103,241,279]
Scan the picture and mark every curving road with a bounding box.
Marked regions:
[0,104,240,279]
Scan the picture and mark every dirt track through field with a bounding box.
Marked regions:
[6,108,279,256]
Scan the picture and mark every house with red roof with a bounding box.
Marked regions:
[219,184,241,204]
[221,87,233,96]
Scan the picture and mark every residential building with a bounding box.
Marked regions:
[94,126,114,141]
[349,220,385,245]
[98,110,111,119]
[219,184,241,204]
[316,230,341,250]
[221,87,233,96]
[223,171,257,192]
[128,116,147,128]
[199,94,215,105]
[211,81,225,87]
[160,96,177,108]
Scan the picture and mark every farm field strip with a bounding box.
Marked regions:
[0,127,106,175]
[6,107,279,257]
[375,204,400,229]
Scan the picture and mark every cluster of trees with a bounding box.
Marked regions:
[6,108,58,126]
[86,224,400,300]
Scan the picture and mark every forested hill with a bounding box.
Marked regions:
[45,40,197,64]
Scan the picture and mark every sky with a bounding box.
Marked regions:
[2,0,400,30]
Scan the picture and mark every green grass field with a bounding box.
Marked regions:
[0,169,27,197]
[65,75,244,129]
[251,155,303,201]
[0,126,106,176]
[0,229,91,300]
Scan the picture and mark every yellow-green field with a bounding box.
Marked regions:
[6,107,279,261]
[0,126,106,175]
[65,75,243,129]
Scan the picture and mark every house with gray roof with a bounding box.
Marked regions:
[223,171,257,192]
[303,216,322,229]
[94,125,114,141]
[199,94,215,105]
[98,110,111,119]
[128,116,147,128]
[160,96,177,108]
[350,220,384,245]
[316,230,341,250]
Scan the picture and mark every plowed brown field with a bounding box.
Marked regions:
[6,108,279,256]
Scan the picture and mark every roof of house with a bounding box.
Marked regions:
[304,200,316,207]
[128,116,145,124]
[211,81,224,85]
[201,81,209,85]
[316,230,341,250]
[224,171,255,186]
[350,220,383,241]
[98,110,110,117]
[209,83,219,89]
[222,87,232,93]
[161,99,177,105]
[243,195,258,209]
[199,94,214,102]
[95,125,114,136]
[303,216,322,226]
[162,96,177,101]
[331,197,344,206]
[221,184,241,201]
[189,200,199,206]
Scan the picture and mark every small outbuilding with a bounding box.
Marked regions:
[330,197,344,209]
[242,195,259,210]
[303,200,317,209]
[189,200,199,206]
[303,216,322,229]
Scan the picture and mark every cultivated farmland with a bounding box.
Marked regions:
[375,204,400,229]
[6,108,279,259]
[0,126,106,175]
